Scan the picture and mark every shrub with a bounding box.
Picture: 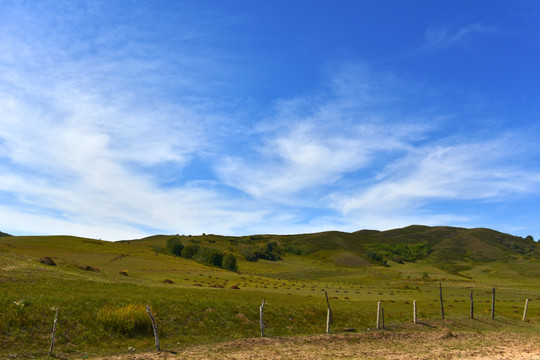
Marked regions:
[240,246,258,262]
[223,253,238,271]
[255,241,282,261]
[365,249,388,266]
[366,243,432,264]
[283,245,305,255]
[166,237,184,256]
[181,244,200,259]
[209,249,223,267]
[194,247,223,267]
[239,242,283,261]
[366,249,383,262]
[97,304,151,337]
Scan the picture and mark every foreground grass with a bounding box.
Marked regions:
[1,235,539,359]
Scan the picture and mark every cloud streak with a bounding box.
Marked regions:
[424,23,497,50]
[1,4,539,240]
[0,2,259,239]
[328,136,540,231]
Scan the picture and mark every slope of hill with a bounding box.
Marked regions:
[2,226,538,283]
[129,225,538,279]
[1,226,539,358]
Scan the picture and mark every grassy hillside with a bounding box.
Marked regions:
[1,226,539,358]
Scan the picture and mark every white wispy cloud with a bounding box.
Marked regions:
[1,3,539,240]
[329,135,540,230]
[0,2,263,239]
[216,65,430,204]
[396,22,498,59]
[425,23,497,49]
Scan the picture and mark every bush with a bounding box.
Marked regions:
[97,304,150,337]
[166,237,184,256]
[240,246,258,262]
[366,243,432,264]
[283,245,305,255]
[366,249,383,262]
[239,242,283,261]
[181,244,200,259]
[209,250,223,267]
[255,241,282,261]
[194,247,223,267]
[223,253,238,271]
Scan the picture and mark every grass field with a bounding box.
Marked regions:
[1,228,539,359]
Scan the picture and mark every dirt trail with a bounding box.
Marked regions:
[96,331,540,359]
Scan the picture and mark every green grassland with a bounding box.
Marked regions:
[1,226,539,359]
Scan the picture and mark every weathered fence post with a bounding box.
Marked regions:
[376,301,381,329]
[260,298,265,337]
[145,305,160,351]
[325,291,332,334]
[491,288,495,320]
[470,290,474,319]
[48,307,59,356]
[413,300,417,324]
[522,299,529,322]
[439,282,444,320]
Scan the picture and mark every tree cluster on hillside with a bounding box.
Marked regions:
[492,235,537,255]
[365,243,432,265]
[166,237,184,256]
[239,241,283,262]
[166,237,237,271]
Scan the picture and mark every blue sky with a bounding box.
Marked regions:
[1,1,540,240]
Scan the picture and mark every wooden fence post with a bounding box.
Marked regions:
[470,290,474,319]
[145,305,160,351]
[439,282,444,320]
[325,291,332,334]
[413,300,417,324]
[260,298,265,337]
[376,301,381,329]
[523,299,529,322]
[48,307,59,356]
[491,288,495,320]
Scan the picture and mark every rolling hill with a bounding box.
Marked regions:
[1,225,539,358]
[130,225,540,279]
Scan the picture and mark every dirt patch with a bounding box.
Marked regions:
[111,254,129,262]
[234,313,250,323]
[93,331,540,360]
[39,257,56,266]
[77,265,99,271]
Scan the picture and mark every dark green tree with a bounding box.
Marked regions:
[223,253,238,271]
[166,237,184,256]
[181,244,200,259]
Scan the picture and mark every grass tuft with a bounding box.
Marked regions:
[97,303,151,337]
